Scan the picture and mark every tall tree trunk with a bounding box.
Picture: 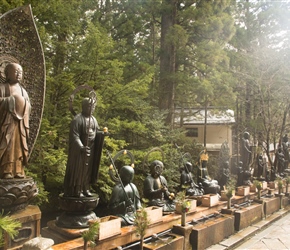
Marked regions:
[204,99,208,147]
[159,0,177,126]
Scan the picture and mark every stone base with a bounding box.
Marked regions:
[263,196,280,217]
[172,224,193,250]
[1,205,41,250]
[41,220,87,245]
[189,214,235,250]
[234,203,263,231]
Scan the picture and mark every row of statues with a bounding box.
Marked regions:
[2,64,290,229]
[108,151,222,226]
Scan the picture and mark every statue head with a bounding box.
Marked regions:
[223,161,229,168]
[119,165,134,186]
[184,162,193,173]
[5,63,23,84]
[243,132,250,139]
[149,160,164,178]
[82,97,96,117]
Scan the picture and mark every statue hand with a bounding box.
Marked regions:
[126,198,133,207]
[81,146,91,156]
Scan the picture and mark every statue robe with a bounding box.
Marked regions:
[0,82,30,177]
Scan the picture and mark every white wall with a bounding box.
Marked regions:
[185,124,233,155]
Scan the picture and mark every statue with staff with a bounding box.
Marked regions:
[63,86,107,198]
[107,149,141,226]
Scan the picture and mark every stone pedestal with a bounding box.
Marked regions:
[41,220,86,245]
[234,203,263,231]
[56,193,99,228]
[189,214,234,250]
[1,205,41,250]
[172,224,193,250]
[263,196,280,217]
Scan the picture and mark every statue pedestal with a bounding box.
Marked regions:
[1,205,41,250]
[0,177,38,213]
[56,193,99,228]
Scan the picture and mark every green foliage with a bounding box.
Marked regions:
[276,177,284,189]
[253,180,262,191]
[134,206,150,240]
[82,220,100,249]
[225,177,237,199]
[0,211,21,247]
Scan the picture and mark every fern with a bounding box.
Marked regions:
[0,211,21,247]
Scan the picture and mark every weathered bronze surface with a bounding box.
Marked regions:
[0,177,38,213]
[56,194,99,228]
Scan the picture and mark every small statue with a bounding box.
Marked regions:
[143,160,175,213]
[108,165,142,226]
[197,148,220,194]
[219,161,230,191]
[0,63,31,179]
[283,134,289,145]
[180,162,204,196]
[282,134,289,170]
[257,154,265,181]
[63,96,104,197]
[236,161,244,186]
[241,132,252,170]
[274,146,285,176]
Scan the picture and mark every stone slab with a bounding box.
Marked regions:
[216,225,257,248]
[41,227,71,245]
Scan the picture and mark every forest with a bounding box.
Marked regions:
[1,0,290,214]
